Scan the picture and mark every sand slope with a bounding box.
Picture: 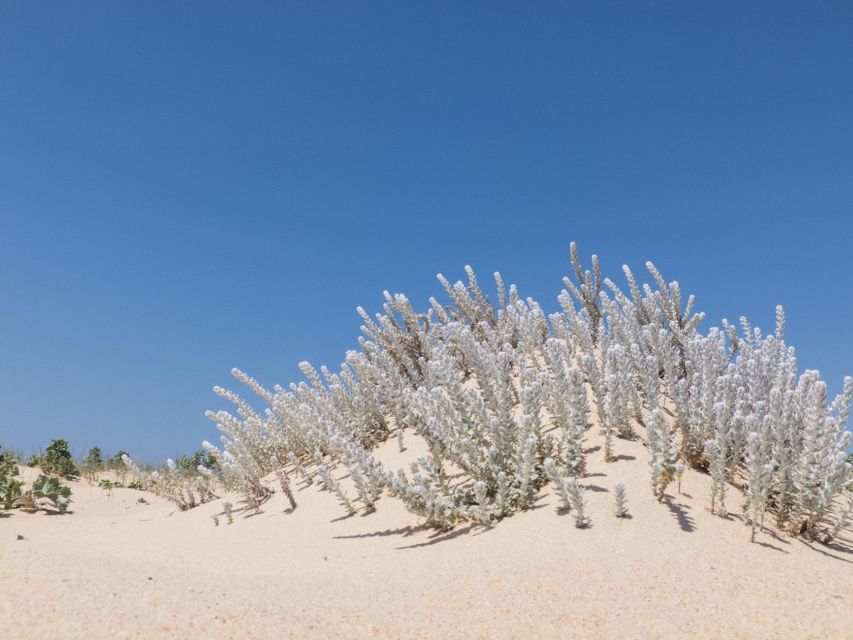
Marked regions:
[2,430,852,640]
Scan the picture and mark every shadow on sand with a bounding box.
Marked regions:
[662,495,695,532]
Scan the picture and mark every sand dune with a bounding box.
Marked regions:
[2,424,851,640]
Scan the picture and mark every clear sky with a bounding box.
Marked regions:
[1,2,852,461]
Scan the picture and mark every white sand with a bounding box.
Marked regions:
[2,428,852,639]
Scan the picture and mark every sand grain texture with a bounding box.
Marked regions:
[2,432,852,639]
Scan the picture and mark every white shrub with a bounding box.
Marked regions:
[196,245,851,544]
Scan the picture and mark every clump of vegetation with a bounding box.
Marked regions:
[99,478,143,493]
[1,446,24,510]
[40,439,78,477]
[17,243,809,545]
[175,448,218,474]
[81,446,104,481]
[2,445,74,514]
[98,478,120,497]
[196,243,852,543]
[107,450,129,469]
[119,454,218,510]
[31,475,72,513]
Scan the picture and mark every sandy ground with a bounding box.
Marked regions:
[2,428,852,640]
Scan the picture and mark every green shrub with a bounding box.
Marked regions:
[81,446,104,481]
[83,446,103,470]
[2,477,24,509]
[176,448,218,473]
[41,439,78,477]
[0,446,18,479]
[32,475,72,513]
[106,450,129,470]
[0,446,23,509]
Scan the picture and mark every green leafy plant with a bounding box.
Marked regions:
[0,446,23,509]
[41,439,78,477]
[176,448,218,473]
[32,475,72,513]
[2,477,25,509]
[0,445,18,478]
[84,446,103,468]
[81,446,104,482]
[99,478,142,491]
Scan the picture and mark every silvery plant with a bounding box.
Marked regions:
[198,245,851,543]
[121,454,218,511]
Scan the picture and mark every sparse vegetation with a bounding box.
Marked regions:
[81,446,104,481]
[119,454,218,510]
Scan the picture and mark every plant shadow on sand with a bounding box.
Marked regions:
[330,512,357,523]
[662,495,695,532]
[554,505,594,529]
[334,524,426,540]
[334,497,553,549]
[395,524,478,549]
[754,540,789,553]
[712,511,853,559]
[798,538,853,565]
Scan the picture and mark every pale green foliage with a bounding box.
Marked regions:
[565,477,588,528]
[613,481,628,518]
[648,408,678,501]
[0,445,23,509]
[32,475,72,513]
[543,457,573,512]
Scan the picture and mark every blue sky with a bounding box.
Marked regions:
[1,2,852,460]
